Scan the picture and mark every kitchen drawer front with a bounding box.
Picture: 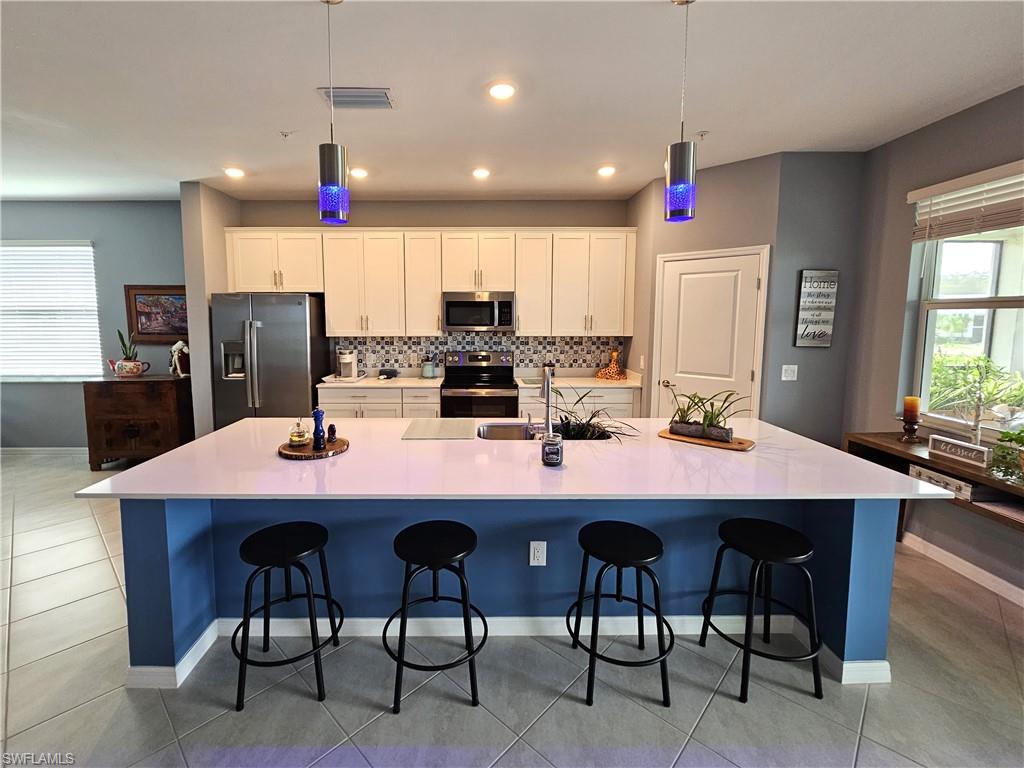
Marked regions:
[93,416,179,453]
[403,403,440,418]
[85,380,176,417]
[519,387,636,405]
[580,389,636,404]
[318,388,402,404]
[401,389,441,404]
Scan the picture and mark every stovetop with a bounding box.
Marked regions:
[441,349,516,390]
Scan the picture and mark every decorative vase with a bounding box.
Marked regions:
[108,359,150,377]
[669,421,734,443]
[595,350,627,381]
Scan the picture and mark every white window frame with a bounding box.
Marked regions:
[0,240,103,380]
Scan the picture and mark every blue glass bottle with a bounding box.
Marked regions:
[312,407,326,451]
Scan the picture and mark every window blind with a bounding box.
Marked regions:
[0,242,103,377]
[909,160,1024,241]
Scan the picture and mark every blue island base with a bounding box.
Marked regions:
[120,497,899,687]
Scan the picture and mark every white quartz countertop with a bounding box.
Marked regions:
[77,418,952,502]
[318,375,442,389]
[516,376,642,390]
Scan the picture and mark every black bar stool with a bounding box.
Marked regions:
[566,521,675,707]
[382,520,488,714]
[699,517,823,703]
[232,521,344,711]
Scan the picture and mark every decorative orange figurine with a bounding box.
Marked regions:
[596,349,627,380]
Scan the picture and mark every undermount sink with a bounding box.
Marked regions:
[476,423,539,440]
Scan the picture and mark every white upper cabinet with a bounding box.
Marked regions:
[230,232,279,292]
[362,232,406,336]
[514,232,552,336]
[277,232,325,292]
[322,233,364,336]
[552,232,591,335]
[587,233,627,336]
[323,232,405,337]
[229,231,324,292]
[478,232,515,291]
[404,232,442,336]
[441,233,478,291]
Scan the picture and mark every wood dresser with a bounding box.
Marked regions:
[83,375,195,470]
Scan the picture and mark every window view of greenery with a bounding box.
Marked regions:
[921,227,1024,437]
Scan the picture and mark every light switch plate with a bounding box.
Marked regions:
[529,541,547,566]
[781,365,799,381]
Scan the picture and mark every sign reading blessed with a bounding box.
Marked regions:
[795,269,839,348]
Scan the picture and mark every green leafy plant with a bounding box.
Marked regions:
[668,387,750,428]
[117,329,138,361]
[549,388,638,441]
[991,429,1024,483]
[928,353,1024,440]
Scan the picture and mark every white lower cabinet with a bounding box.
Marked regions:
[402,389,441,418]
[403,403,440,418]
[318,388,403,419]
[518,386,637,419]
[321,405,361,421]
[360,403,404,418]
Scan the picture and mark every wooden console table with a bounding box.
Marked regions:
[844,432,1024,536]
[83,375,194,470]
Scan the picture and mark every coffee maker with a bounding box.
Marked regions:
[335,349,364,382]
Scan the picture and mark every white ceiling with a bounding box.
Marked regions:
[2,1,1022,202]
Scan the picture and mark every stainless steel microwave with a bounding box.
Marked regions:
[442,292,515,332]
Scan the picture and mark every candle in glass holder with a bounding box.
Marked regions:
[903,396,921,422]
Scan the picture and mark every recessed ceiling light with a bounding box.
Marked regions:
[597,166,616,177]
[223,167,245,179]
[350,168,368,179]
[472,168,491,179]
[488,82,516,100]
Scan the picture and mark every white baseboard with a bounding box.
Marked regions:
[126,619,218,688]
[1,447,88,454]
[902,531,1024,606]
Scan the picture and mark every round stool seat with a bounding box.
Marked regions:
[718,518,813,564]
[394,520,477,569]
[579,521,663,566]
[240,521,328,567]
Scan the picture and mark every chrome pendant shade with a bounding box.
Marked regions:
[318,142,349,225]
[665,140,696,221]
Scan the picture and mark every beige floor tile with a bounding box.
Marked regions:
[93,507,121,533]
[13,516,99,557]
[8,588,125,669]
[111,553,125,585]
[13,499,94,533]
[10,559,120,622]
[103,529,124,556]
[11,536,109,585]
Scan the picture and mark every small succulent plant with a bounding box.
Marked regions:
[117,329,138,361]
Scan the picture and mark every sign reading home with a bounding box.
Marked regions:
[795,269,839,348]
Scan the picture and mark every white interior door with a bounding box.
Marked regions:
[551,232,590,335]
[231,233,278,292]
[514,232,552,336]
[478,232,515,290]
[276,232,324,292]
[655,251,764,418]
[323,233,364,336]
[587,233,627,336]
[404,232,442,336]
[441,233,479,291]
[362,232,406,336]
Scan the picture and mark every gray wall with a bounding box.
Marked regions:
[844,86,1024,433]
[768,153,865,445]
[626,153,783,416]
[240,199,628,228]
[1,201,184,447]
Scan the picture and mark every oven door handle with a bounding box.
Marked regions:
[442,388,519,397]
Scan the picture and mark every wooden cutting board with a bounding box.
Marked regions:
[278,439,350,460]
[657,429,755,452]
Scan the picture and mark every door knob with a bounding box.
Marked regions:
[661,379,672,388]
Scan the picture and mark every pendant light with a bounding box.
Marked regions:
[318,0,349,225]
[665,0,696,222]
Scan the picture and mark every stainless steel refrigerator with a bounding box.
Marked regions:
[211,293,329,429]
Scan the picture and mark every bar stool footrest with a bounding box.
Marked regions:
[231,592,345,668]
[566,593,675,666]
[382,595,489,672]
[701,590,821,662]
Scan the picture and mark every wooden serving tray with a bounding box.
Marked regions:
[657,429,755,452]
[278,439,350,460]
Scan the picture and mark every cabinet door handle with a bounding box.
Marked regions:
[366,315,370,332]
[516,315,520,332]
[437,314,441,331]
[278,270,283,289]
[351,395,367,398]
[479,268,484,288]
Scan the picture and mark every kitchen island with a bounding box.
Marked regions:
[76,417,950,688]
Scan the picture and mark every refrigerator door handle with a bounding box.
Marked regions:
[242,321,254,408]
[250,320,263,409]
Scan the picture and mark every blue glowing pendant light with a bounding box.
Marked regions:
[665,0,697,222]
[318,0,349,225]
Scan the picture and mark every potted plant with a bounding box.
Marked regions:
[992,428,1024,480]
[668,388,749,443]
[108,329,151,377]
[927,353,1024,444]
[550,388,638,441]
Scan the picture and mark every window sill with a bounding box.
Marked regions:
[1,375,103,384]
[915,413,1020,446]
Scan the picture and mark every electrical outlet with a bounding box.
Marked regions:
[529,541,547,566]
[781,365,799,381]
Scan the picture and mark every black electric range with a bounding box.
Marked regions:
[440,350,518,419]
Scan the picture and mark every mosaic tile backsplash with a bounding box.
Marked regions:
[330,334,625,369]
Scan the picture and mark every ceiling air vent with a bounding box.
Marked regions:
[318,87,394,109]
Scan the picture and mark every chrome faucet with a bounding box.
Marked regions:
[540,362,556,435]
